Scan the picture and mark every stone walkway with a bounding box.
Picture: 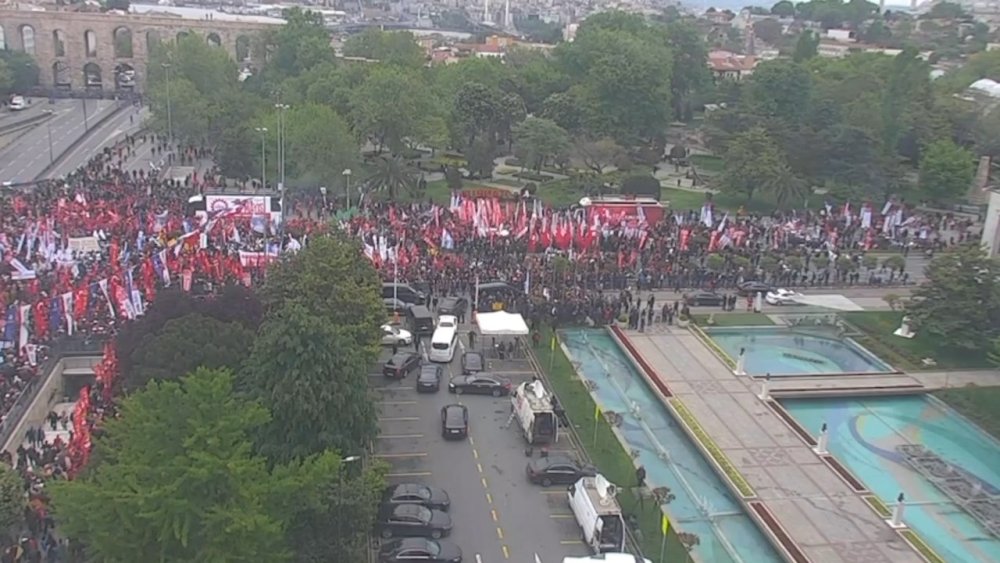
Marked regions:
[909,369,999,390]
[618,324,924,563]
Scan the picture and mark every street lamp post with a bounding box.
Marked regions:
[81,98,89,130]
[343,168,352,209]
[162,62,173,140]
[274,103,289,219]
[47,121,54,164]
[254,127,267,191]
[320,186,327,210]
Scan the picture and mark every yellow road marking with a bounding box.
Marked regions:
[378,434,423,439]
[502,545,510,559]
[380,401,416,406]
[472,449,479,459]
[387,472,432,477]
[540,490,565,495]
[486,493,493,504]
[477,463,483,473]
[496,527,504,540]
[469,436,475,446]
[373,386,414,392]
[549,513,574,519]
[481,477,489,489]
[560,540,581,545]
[491,509,499,522]
[374,452,427,458]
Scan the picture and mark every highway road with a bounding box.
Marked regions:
[371,310,595,563]
[0,98,126,183]
[43,105,149,180]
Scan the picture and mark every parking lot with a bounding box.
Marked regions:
[371,322,593,563]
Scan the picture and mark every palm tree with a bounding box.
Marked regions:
[770,166,805,209]
[364,156,417,201]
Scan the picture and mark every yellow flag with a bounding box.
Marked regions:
[550,334,557,351]
[661,514,670,536]
[595,403,601,421]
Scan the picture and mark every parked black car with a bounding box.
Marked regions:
[417,365,443,393]
[448,374,511,397]
[381,484,451,511]
[737,280,773,296]
[379,538,463,563]
[460,351,484,375]
[377,504,452,539]
[383,352,421,379]
[437,296,469,317]
[441,404,469,440]
[684,292,725,307]
[526,455,597,486]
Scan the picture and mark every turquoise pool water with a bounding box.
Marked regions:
[560,328,782,563]
[705,326,893,376]
[782,396,1000,563]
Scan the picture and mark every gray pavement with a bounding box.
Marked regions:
[622,325,925,563]
[43,105,148,180]
[0,98,125,183]
[371,323,592,563]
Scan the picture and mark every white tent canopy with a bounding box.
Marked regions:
[476,311,530,336]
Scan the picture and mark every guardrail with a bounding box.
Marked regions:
[36,101,130,180]
[0,111,54,135]
[0,336,107,448]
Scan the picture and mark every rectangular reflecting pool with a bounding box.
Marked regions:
[782,395,1000,563]
[705,326,893,376]
[560,328,783,563]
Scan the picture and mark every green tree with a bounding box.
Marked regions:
[257,7,333,83]
[0,465,23,532]
[664,21,712,121]
[753,19,785,45]
[351,66,439,154]
[720,127,794,201]
[259,235,384,350]
[343,29,426,67]
[989,337,1000,368]
[907,244,1000,352]
[50,368,340,563]
[771,0,795,16]
[282,103,359,187]
[574,137,627,174]
[241,303,379,463]
[0,52,39,93]
[364,155,419,200]
[793,31,819,62]
[512,117,570,172]
[746,61,813,122]
[918,139,974,202]
[0,60,12,99]
[125,313,253,391]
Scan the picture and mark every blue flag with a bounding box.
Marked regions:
[2,305,17,343]
[49,297,62,336]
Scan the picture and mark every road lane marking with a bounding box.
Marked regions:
[374,452,427,458]
[379,417,419,422]
[496,527,504,540]
[549,513,574,519]
[502,545,510,559]
[491,509,498,522]
[539,490,565,495]
[486,493,493,504]
[386,471,432,478]
[560,540,581,545]
[379,401,416,406]
[469,436,476,446]
[481,477,489,489]
[472,448,479,459]
[372,386,414,392]
[476,554,483,563]
[476,463,483,473]
[378,434,423,439]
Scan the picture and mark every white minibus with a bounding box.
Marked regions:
[428,315,458,363]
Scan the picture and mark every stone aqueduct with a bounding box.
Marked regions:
[0,10,280,91]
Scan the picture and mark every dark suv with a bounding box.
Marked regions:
[440,404,469,440]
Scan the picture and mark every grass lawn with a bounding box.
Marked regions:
[692,313,775,327]
[689,154,724,174]
[490,178,524,188]
[840,311,992,371]
[531,326,694,562]
[934,387,1000,442]
[660,187,785,215]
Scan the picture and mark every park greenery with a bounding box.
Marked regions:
[50,234,386,562]
[135,5,1000,209]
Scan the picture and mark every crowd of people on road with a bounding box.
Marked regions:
[0,128,986,559]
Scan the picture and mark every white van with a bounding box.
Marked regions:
[568,474,627,554]
[563,554,651,563]
[428,315,458,363]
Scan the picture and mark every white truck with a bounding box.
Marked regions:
[562,555,651,563]
[511,380,558,444]
[567,474,627,554]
